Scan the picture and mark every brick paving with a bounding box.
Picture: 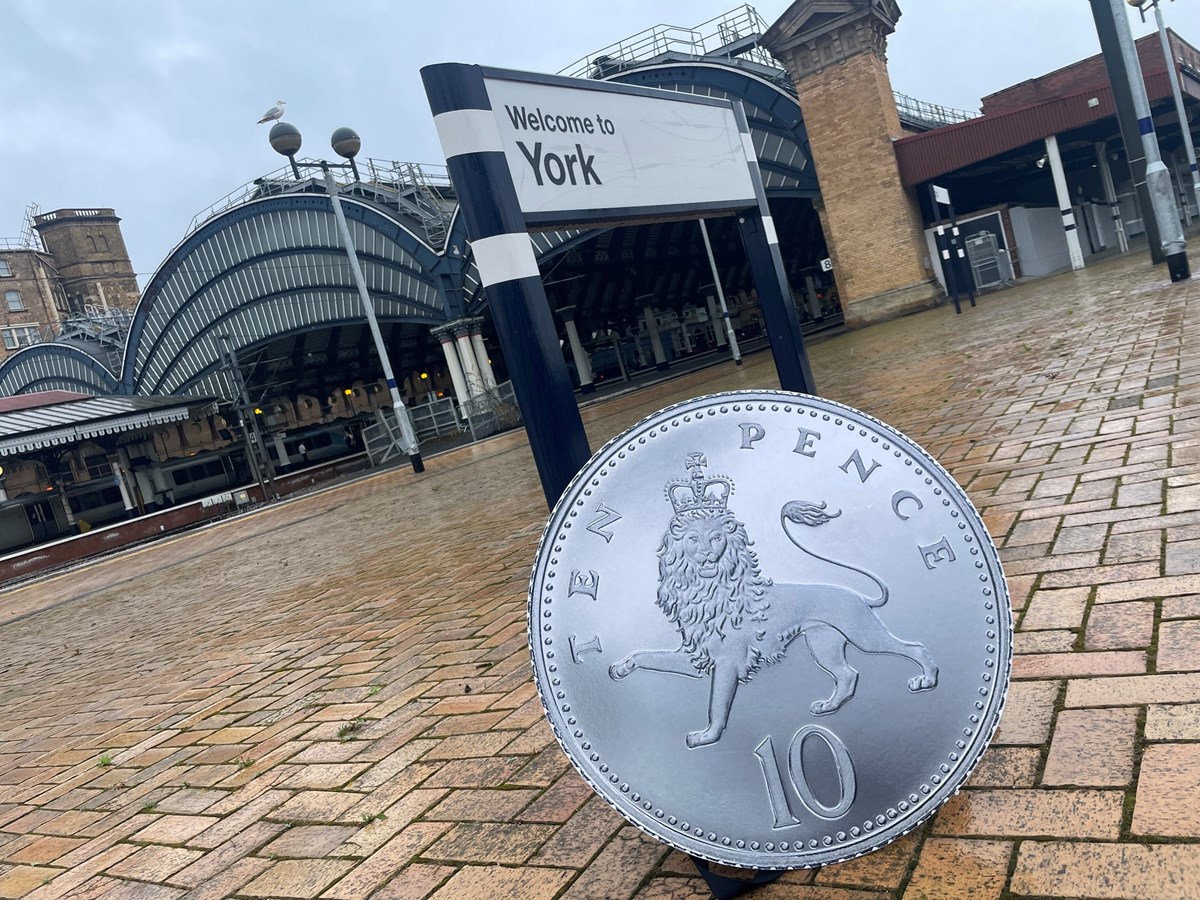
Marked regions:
[0,251,1198,898]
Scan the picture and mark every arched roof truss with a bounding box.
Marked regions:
[122,195,451,397]
[0,344,119,397]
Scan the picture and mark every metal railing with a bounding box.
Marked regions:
[33,208,110,224]
[187,158,453,244]
[363,395,466,466]
[893,92,978,128]
[559,5,977,131]
[459,380,522,441]
[558,4,778,78]
[410,395,462,440]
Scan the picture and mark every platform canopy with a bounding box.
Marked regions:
[0,392,217,456]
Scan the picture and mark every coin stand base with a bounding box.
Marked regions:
[690,856,782,899]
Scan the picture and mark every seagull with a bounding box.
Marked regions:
[257,100,286,124]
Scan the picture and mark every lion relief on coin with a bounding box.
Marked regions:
[609,453,939,749]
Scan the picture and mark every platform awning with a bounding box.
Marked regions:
[0,395,218,456]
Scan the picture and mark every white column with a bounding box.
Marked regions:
[469,321,498,390]
[705,295,727,347]
[453,323,485,397]
[435,327,471,406]
[643,306,668,370]
[558,307,594,393]
[1096,142,1129,254]
[273,435,290,467]
[111,457,136,519]
[1046,135,1085,270]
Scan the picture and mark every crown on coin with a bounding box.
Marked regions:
[666,452,732,515]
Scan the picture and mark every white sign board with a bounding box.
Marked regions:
[932,184,951,206]
[484,75,757,226]
[820,258,833,272]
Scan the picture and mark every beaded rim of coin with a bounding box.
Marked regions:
[528,390,1013,870]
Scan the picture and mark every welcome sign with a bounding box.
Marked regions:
[423,61,815,505]
[482,74,758,227]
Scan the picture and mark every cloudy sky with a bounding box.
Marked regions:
[0,1,1173,286]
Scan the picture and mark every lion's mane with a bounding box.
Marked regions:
[656,510,772,675]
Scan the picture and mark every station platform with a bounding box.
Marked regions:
[0,249,1197,898]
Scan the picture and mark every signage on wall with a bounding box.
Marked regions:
[478,73,758,227]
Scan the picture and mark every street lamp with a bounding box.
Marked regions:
[1089,0,1190,281]
[1126,0,1200,216]
[270,123,425,473]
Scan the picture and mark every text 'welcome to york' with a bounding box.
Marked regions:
[504,105,615,188]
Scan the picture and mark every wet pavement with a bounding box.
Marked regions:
[0,249,1198,898]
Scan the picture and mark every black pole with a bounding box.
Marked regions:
[731,102,816,395]
[1089,0,1166,264]
[422,63,591,507]
[735,209,816,393]
[948,203,977,307]
[929,186,961,314]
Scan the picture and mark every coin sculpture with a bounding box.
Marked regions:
[529,391,1011,869]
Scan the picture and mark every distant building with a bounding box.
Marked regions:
[0,208,138,362]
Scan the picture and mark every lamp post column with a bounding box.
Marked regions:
[1148,0,1200,215]
[699,219,742,364]
[323,167,425,472]
[1090,0,1189,280]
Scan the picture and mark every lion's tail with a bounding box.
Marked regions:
[780,500,888,607]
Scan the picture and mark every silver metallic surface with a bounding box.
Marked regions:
[529,391,1012,870]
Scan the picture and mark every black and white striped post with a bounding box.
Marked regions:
[929,184,976,313]
[422,63,591,506]
[732,104,816,395]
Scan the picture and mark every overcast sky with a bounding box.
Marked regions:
[0,0,1177,286]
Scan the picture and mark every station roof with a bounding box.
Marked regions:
[0,393,217,456]
[893,29,1200,187]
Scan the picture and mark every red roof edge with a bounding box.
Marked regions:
[894,70,1176,187]
[0,391,92,414]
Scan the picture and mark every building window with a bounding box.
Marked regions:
[5,290,24,312]
[2,325,40,350]
[0,259,10,277]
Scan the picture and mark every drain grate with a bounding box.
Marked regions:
[1108,395,1142,411]
[1146,374,1177,390]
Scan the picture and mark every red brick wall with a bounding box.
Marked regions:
[982,31,1186,115]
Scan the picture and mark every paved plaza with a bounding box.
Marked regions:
[1,251,1199,898]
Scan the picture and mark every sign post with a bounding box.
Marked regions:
[422,64,815,505]
[929,184,976,315]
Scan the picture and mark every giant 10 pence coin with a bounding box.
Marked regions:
[528,391,1011,869]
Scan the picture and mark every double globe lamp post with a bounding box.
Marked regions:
[268,122,424,473]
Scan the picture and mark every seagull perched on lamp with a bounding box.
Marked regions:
[257,100,286,124]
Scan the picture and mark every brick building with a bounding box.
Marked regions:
[0,208,139,362]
